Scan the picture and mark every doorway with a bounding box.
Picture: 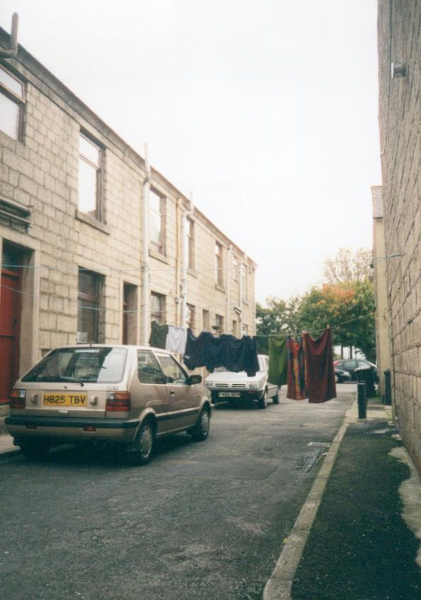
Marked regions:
[123,283,138,344]
[0,245,23,404]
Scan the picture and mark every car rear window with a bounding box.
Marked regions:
[22,347,128,384]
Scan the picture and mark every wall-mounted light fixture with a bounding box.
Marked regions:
[391,62,407,78]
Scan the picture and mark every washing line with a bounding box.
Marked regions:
[0,282,245,316]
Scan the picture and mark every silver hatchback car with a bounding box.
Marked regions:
[6,345,212,464]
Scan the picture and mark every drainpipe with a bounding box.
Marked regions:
[175,198,182,326]
[226,245,232,333]
[181,194,194,328]
[239,262,244,335]
[0,14,19,58]
[141,144,150,345]
[240,251,248,335]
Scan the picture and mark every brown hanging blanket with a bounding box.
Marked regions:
[303,328,336,403]
[286,336,307,400]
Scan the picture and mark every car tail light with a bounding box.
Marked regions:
[106,392,131,412]
[10,389,26,409]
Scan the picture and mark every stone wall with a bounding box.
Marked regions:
[378,0,421,469]
[0,29,256,385]
[371,186,391,400]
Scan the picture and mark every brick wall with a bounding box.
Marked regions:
[378,0,421,469]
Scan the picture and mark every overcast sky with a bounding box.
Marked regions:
[0,0,381,304]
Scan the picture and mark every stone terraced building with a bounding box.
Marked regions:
[377,0,421,470]
[0,27,256,406]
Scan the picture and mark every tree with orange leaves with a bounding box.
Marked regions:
[295,280,375,361]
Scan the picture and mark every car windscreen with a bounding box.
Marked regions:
[22,347,128,384]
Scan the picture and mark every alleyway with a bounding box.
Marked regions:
[0,388,353,600]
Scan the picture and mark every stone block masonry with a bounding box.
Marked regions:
[0,27,256,385]
[378,0,421,470]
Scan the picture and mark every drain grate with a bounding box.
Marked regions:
[295,449,323,472]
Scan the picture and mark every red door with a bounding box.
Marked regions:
[0,264,21,404]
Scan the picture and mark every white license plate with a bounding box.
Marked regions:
[219,392,241,398]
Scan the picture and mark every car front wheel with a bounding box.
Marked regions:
[258,389,268,409]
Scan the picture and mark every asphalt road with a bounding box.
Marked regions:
[0,386,355,600]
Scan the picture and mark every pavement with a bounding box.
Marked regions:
[2,394,421,600]
[0,432,18,455]
[264,396,421,600]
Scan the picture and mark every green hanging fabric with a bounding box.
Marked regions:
[149,320,169,349]
[268,335,288,386]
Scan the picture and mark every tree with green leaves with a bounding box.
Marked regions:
[295,280,376,361]
[256,296,300,354]
[256,247,376,361]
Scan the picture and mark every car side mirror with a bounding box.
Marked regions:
[187,374,202,385]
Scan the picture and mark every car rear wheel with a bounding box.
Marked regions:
[20,441,50,460]
[258,389,268,409]
[191,407,210,441]
[272,387,280,404]
[335,373,339,383]
[128,419,155,465]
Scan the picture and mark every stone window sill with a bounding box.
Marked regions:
[75,209,111,235]
[149,247,170,265]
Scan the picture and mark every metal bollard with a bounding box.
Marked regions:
[384,369,392,406]
[358,382,367,419]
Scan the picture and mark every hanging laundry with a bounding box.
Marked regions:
[303,328,336,403]
[287,336,307,400]
[149,320,168,349]
[184,330,259,376]
[215,334,260,376]
[183,330,213,370]
[165,325,187,354]
[268,335,288,386]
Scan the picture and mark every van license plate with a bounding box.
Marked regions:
[43,394,87,407]
[219,392,241,398]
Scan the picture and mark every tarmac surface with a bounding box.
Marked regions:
[0,391,352,600]
[2,393,421,600]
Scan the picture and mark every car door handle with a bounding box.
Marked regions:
[170,390,175,396]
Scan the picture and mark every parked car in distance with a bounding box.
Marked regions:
[6,345,212,465]
[335,368,352,384]
[204,354,279,409]
[334,359,378,382]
